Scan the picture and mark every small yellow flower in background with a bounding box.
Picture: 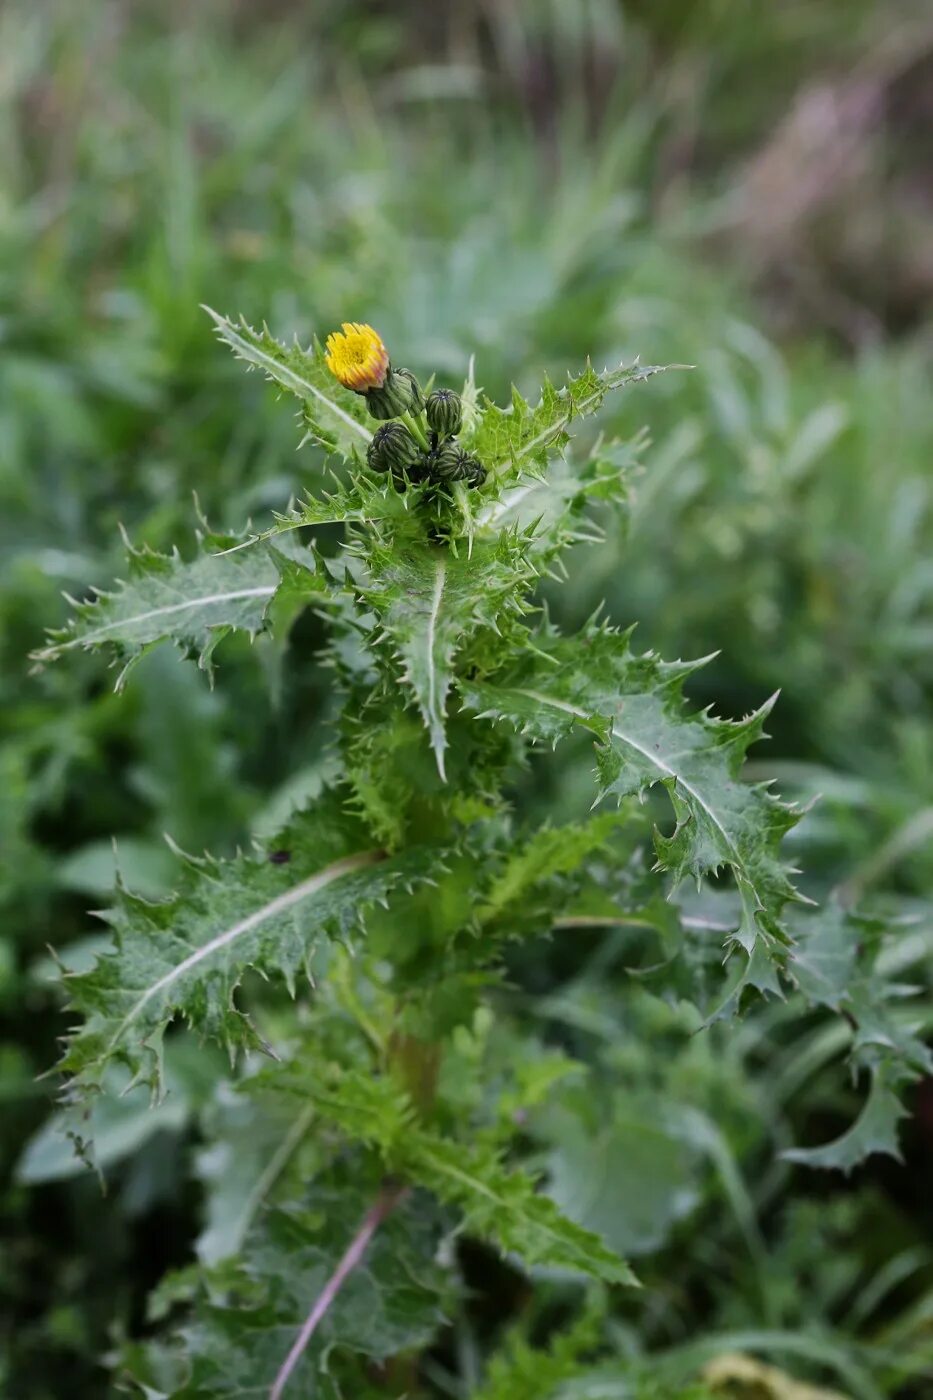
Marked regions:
[324,322,389,392]
[703,1353,850,1400]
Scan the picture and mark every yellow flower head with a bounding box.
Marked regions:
[324,322,389,392]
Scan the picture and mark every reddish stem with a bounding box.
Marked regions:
[268,1180,409,1400]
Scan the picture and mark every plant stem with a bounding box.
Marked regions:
[268,1179,410,1400]
[402,410,431,451]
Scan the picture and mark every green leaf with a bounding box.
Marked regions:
[477,812,636,929]
[194,1088,318,1265]
[542,1094,701,1258]
[783,905,933,1169]
[408,1132,636,1284]
[477,434,642,558]
[309,1070,635,1284]
[470,1300,603,1400]
[33,531,327,685]
[790,907,931,1072]
[467,361,673,488]
[205,308,372,459]
[57,793,417,1103]
[463,620,801,981]
[255,470,424,538]
[356,531,535,778]
[122,1162,453,1398]
[17,1069,188,1184]
[783,1064,910,1173]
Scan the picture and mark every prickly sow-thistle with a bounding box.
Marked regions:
[33,305,920,1398]
[325,321,483,486]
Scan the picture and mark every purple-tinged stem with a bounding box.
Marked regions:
[269,1179,409,1400]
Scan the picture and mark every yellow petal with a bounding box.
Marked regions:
[324,322,389,392]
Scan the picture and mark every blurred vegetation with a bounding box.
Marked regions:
[1,0,931,1396]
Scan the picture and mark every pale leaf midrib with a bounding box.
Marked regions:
[490,365,660,475]
[416,1141,622,1271]
[106,847,385,1051]
[514,686,743,868]
[38,586,276,657]
[424,558,447,727]
[207,310,370,442]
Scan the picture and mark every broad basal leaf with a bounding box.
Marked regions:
[194,1086,319,1265]
[122,1162,453,1398]
[58,793,421,1103]
[33,531,329,685]
[466,361,673,488]
[18,1061,189,1185]
[542,1092,701,1259]
[354,529,536,779]
[308,1069,635,1284]
[463,620,801,983]
[205,307,372,459]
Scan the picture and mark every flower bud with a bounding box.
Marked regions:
[462,455,487,488]
[394,368,425,415]
[365,366,424,421]
[367,421,422,475]
[428,441,469,482]
[425,388,462,438]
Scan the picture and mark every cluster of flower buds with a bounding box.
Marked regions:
[325,323,487,490]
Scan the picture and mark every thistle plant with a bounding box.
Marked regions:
[35,313,932,1398]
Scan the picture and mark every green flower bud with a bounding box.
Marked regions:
[425,388,462,438]
[367,421,421,475]
[462,455,487,488]
[428,441,469,482]
[365,366,424,420]
[394,368,424,415]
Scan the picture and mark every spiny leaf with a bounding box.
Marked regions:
[121,1163,453,1398]
[32,531,328,685]
[470,1299,603,1400]
[466,361,674,488]
[263,469,419,534]
[58,793,424,1103]
[204,307,372,459]
[783,1063,910,1173]
[477,811,636,928]
[783,905,933,1169]
[477,434,643,558]
[309,1070,635,1284]
[219,472,429,563]
[789,907,931,1073]
[353,530,536,779]
[407,1132,636,1284]
[463,620,801,982]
